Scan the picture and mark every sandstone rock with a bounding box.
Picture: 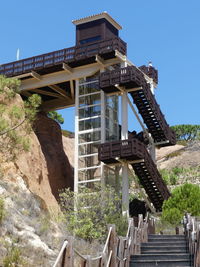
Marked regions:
[157,141,200,170]
[34,112,73,200]
[62,135,74,168]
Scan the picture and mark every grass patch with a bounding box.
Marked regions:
[177,140,188,146]
[160,166,200,186]
[0,198,5,223]
[3,242,25,267]
[166,150,182,159]
[62,129,74,138]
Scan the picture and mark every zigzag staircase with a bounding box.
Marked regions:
[98,138,170,211]
[99,65,176,210]
[100,65,176,146]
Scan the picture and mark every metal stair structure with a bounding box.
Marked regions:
[130,234,193,267]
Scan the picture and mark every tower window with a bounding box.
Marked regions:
[80,36,101,45]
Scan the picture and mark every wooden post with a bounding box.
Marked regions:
[175,226,179,235]
[100,252,107,267]
[86,256,92,267]
[80,258,86,267]
[118,236,124,267]
[129,219,135,255]
[148,218,155,235]
[108,225,118,267]
[63,237,74,267]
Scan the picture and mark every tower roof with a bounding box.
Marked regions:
[72,12,122,30]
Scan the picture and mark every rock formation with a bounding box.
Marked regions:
[33,112,73,200]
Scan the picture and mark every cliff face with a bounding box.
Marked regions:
[0,94,73,208]
[33,112,73,200]
[0,91,73,265]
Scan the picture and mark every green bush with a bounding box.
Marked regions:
[162,183,200,225]
[59,187,127,242]
[160,168,181,185]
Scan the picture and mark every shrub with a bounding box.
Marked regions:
[160,168,179,185]
[162,183,200,225]
[0,76,41,161]
[59,187,127,242]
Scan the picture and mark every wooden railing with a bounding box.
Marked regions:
[98,138,146,165]
[184,213,200,267]
[53,213,155,267]
[0,37,126,78]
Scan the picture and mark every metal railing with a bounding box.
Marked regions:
[0,37,127,78]
[53,213,155,267]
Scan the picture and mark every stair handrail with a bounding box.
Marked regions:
[183,213,200,267]
[53,213,154,267]
[53,240,70,267]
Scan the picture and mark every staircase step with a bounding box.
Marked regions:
[142,250,189,255]
[142,242,187,247]
[149,235,185,239]
[148,238,186,243]
[130,259,191,267]
[131,253,191,261]
[141,246,188,253]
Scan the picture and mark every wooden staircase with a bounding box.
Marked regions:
[99,65,176,147]
[131,154,170,212]
[98,138,170,211]
[130,234,193,267]
[53,214,200,267]
[99,64,176,211]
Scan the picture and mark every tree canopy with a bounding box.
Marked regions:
[171,124,200,141]
[0,75,41,161]
[48,111,64,125]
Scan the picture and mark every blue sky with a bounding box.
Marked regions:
[1,0,200,132]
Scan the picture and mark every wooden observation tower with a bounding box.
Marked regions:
[0,12,176,212]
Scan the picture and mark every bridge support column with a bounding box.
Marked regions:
[121,91,129,213]
[74,79,79,193]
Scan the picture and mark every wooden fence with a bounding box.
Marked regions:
[184,213,200,267]
[53,213,155,267]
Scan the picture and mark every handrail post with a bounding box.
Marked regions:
[108,225,118,267]
[86,255,92,267]
[129,219,135,255]
[63,237,74,267]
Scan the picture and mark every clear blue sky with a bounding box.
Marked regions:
[1,0,200,132]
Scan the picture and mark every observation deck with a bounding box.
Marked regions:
[0,12,126,112]
[0,37,126,78]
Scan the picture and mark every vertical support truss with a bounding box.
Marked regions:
[74,80,79,193]
[121,91,129,212]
